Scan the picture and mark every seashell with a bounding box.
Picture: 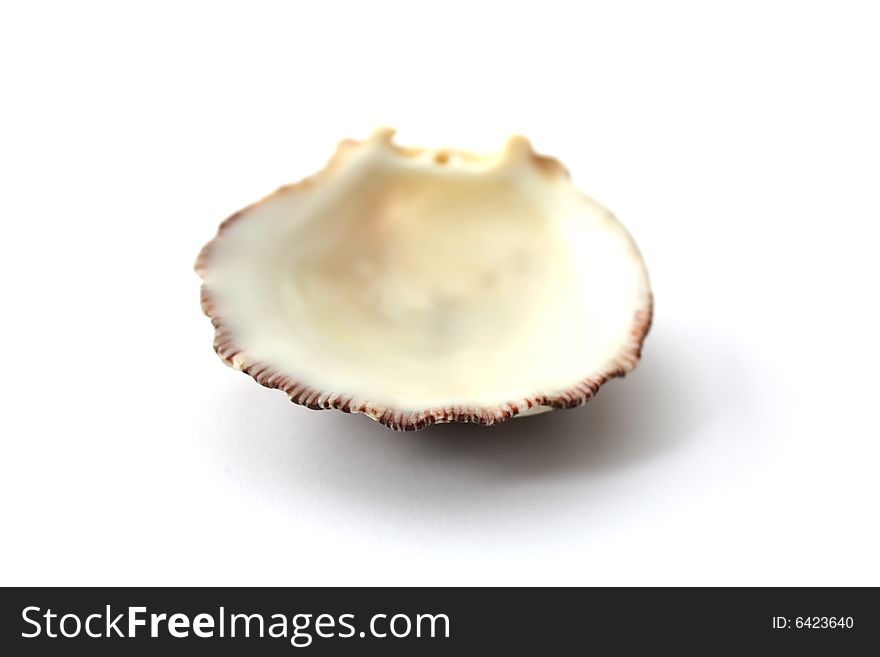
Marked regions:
[196,128,652,430]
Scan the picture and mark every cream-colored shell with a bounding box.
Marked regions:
[196,129,652,430]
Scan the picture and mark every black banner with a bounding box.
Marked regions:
[1,587,876,654]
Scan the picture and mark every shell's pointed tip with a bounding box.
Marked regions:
[503,134,534,160]
[370,126,397,143]
[506,134,532,148]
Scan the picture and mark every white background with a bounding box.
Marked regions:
[2,1,878,586]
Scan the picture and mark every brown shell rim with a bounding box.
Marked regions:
[195,132,654,431]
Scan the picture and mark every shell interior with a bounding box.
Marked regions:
[197,130,652,429]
